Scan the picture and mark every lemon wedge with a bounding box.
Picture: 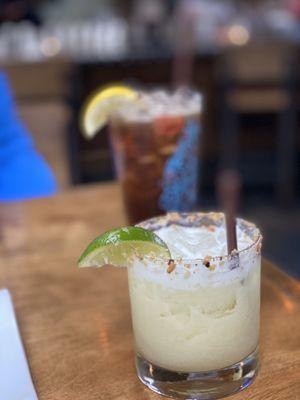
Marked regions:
[80,84,138,139]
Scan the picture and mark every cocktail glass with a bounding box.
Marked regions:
[127,212,262,399]
[109,89,202,224]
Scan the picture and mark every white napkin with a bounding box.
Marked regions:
[0,289,38,400]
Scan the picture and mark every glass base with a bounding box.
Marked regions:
[135,347,259,400]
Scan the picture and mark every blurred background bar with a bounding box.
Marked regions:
[0,0,299,277]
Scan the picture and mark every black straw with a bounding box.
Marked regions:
[216,170,241,254]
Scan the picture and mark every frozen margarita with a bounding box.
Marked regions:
[78,211,262,399]
[129,212,261,372]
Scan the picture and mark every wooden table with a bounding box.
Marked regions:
[0,183,299,400]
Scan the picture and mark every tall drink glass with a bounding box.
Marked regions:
[128,212,262,399]
[110,89,202,224]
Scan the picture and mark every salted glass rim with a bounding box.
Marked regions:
[136,212,262,264]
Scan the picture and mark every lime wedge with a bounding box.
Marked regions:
[80,84,138,139]
[78,226,170,268]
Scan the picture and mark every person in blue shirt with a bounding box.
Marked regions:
[0,71,57,201]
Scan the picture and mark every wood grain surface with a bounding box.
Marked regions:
[0,183,299,400]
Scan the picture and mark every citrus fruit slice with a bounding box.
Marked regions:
[78,226,170,268]
[80,84,138,139]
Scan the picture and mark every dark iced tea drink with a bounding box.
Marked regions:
[110,89,202,224]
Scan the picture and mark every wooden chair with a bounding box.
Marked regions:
[217,42,298,204]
